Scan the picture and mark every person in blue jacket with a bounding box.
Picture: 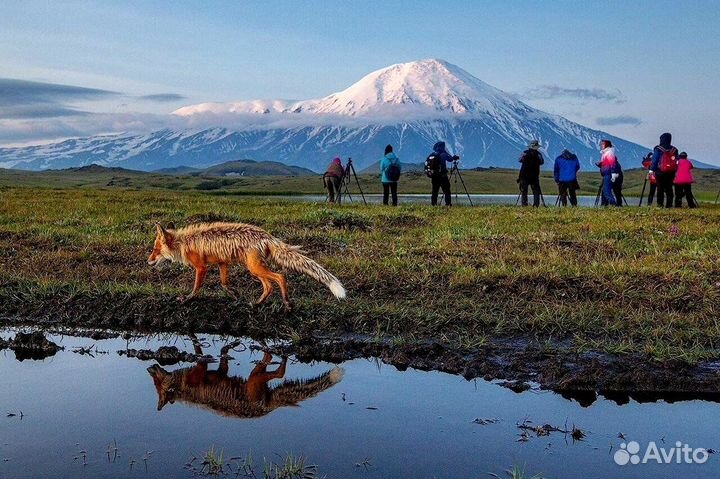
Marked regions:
[380,144,401,206]
[553,149,581,206]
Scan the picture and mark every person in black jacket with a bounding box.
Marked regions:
[428,141,458,206]
[517,140,545,207]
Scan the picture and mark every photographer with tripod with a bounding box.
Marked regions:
[425,141,458,206]
[517,140,545,207]
[323,157,345,203]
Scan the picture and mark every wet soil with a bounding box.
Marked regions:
[5,313,720,404]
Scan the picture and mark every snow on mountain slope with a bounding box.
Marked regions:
[174,59,530,118]
[1,59,665,172]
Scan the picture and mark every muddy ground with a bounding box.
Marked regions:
[3,312,720,405]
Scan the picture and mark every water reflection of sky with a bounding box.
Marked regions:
[0,332,718,478]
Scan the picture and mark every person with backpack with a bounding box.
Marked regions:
[517,140,545,207]
[380,144,401,206]
[425,141,457,206]
[673,152,697,208]
[641,152,657,206]
[650,132,679,208]
[596,139,618,206]
[553,149,580,207]
[323,157,345,203]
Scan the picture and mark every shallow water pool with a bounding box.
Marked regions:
[0,330,717,478]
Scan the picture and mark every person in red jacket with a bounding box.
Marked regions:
[673,152,697,208]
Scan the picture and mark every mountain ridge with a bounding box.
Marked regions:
[2,59,713,171]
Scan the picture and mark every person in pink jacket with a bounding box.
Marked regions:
[673,152,697,208]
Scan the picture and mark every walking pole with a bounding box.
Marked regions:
[638,177,647,207]
[594,183,602,207]
[538,184,547,207]
[622,193,629,207]
[515,190,521,206]
[715,189,720,205]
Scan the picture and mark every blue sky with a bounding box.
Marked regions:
[1,0,718,162]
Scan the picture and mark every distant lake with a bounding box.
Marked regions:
[257,194,631,207]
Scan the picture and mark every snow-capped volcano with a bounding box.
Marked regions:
[175,59,527,118]
[1,59,653,172]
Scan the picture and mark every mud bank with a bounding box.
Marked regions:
[278,338,720,406]
[5,313,720,403]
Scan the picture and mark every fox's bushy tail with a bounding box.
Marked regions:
[269,243,346,299]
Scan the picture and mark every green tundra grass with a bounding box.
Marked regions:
[0,185,719,362]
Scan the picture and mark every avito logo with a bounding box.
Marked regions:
[614,441,709,466]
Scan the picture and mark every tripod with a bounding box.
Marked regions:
[715,189,720,205]
[594,182,629,207]
[339,158,367,205]
[447,160,473,206]
[638,177,648,206]
[515,181,546,207]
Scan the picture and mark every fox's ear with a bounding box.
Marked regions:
[147,364,168,377]
[166,222,175,230]
[155,223,174,242]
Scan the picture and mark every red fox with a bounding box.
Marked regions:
[147,222,346,310]
[147,338,344,418]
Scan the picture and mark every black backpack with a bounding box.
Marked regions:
[424,153,442,178]
[386,162,401,182]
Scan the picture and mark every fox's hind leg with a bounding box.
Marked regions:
[218,263,238,300]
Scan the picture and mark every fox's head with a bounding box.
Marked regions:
[147,364,176,411]
[147,222,176,266]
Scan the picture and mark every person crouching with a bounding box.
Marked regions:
[323,157,345,203]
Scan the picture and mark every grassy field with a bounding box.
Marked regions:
[2,165,720,200]
[1,185,719,363]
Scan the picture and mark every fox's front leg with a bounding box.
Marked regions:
[218,263,238,300]
[177,266,207,303]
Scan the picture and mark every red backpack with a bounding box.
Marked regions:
[658,146,678,173]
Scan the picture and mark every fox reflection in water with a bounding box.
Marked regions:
[147,339,344,418]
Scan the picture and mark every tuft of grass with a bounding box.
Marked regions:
[489,463,545,479]
[200,446,224,476]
